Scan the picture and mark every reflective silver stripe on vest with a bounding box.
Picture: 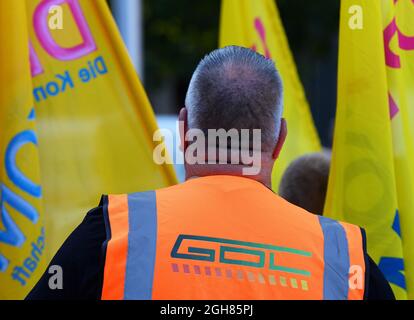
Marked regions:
[124,191,157,300]
[318,216,350,300]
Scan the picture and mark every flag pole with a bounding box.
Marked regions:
[110,0,144,81]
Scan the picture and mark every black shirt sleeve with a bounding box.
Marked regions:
[26,201,396,300]
[360,228,395,300]
[366,255,395,300]
[26,199,106,300]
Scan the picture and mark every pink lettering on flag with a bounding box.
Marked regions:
[398,29,414,51]
[396,0,414,50]
[384,0,414,67]
[33,0,97,61]
[384,19,401,68]
[395,0,414,3]
[389,93,400,119]
[29,42,44,77]
[251,18,271,59]
[399,32,414,51]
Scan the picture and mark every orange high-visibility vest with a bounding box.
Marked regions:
[101,175,366,300]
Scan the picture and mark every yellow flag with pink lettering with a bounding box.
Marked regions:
[382,0,414,299]
[219,0,321,189]
[325,0,414,299]
[1,0,177,299]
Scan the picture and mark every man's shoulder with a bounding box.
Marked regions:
[26,200,107,300]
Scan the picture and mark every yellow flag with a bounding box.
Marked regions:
[219,0,321,189]
[382,0,414,299]
[325,0,407,299]
[1,0,177,299]
[0,1,46,299]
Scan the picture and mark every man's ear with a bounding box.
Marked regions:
[178,108,188,152]
[272,118,287,160]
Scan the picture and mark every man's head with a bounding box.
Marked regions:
[180,46,287,186]
[279,152,331,215]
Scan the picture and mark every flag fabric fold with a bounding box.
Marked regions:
[0,0,46,299]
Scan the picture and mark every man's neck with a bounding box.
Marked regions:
[184,163,274,189]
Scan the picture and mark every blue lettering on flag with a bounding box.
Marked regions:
[378,210,406,290]
[392,210,401,238]
[379,257,406,290]
[0,109,42,273]
[5,131,42,198]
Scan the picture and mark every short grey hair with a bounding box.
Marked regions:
[185,46,283,152]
